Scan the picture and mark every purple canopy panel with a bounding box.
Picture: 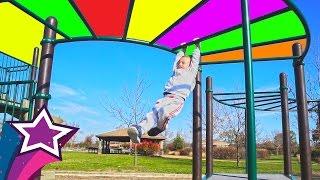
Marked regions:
[156,0,288,49]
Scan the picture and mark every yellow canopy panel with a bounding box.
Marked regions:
[0,3,63,65]
[126,0,202,42]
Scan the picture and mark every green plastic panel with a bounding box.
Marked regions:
[14,0,91,38]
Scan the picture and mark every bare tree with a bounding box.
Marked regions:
[272,131,282,155]
[187,89,252,167]
[103,76,150,166]
[64,121,80,149]
[303,39,320,147]
[163,128,174,141]
[103,77,150,128]
[81,134,95,148]
[307,39,320,147]
[183,98,227,155]
[186,96,227,142]
[208,101,229,138]
[312,122,320,147]
[219,107,246,167]
[270,131,298,155]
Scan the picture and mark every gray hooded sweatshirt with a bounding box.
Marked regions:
[163,47,200,100]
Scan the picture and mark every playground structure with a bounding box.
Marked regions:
[201,72,319,179]
[0,52,37,124]
[0,0,315,179]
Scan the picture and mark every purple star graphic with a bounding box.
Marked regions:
[11,107,74,157]
[23,117,61,149]
[6,106,79,180]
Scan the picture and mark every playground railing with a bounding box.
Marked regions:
[0,53,37,132]
[0,80,36,126]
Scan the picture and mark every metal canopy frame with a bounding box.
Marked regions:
[0,0,314,179]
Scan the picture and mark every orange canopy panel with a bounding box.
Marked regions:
[202,38,307,64]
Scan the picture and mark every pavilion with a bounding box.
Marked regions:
[96,128,166,154]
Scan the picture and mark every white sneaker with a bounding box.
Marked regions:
[127,125,141,143]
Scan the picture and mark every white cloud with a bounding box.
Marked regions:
[79,117,100,126]
[255,111,280,118]
[51,83,78,97]
[51,83,87,100]
[52,101,99,116]
[255,85,279,92]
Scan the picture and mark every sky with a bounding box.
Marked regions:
[48,0,320,142]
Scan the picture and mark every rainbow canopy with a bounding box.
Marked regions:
[0,0,310,65]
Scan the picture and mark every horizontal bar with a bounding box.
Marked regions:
[200,56,302,66]
[254,91,280,94]
[264,101,296,110]
[231,97,281,106]
[308,104,318,111]
[289,105,297,110]
[255,100,282,108]
[7,67,30,73]
[213,91,280,96]
[0,103,29,111]
[0,80,35,86]
[307,100,320,103]
[54,37,174,54]
[264,104,282,110]
[212,96,282,112]
[308,108,318,112]
[220,94,280,102]
[213,92,245,96]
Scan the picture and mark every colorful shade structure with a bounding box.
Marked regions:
[0,0,310,65]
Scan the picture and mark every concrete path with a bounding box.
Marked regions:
[42,171,295,180]
[42,171,191,180]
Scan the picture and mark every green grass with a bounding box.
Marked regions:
[44,152,320,175]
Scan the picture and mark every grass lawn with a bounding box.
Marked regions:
[44,152,320,175]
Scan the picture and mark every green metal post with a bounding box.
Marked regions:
[27,47,39,121]
[206,76,213,178]
[240,0,257,179]
[27,83,35,121]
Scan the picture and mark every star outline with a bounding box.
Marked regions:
[11,106,74,158]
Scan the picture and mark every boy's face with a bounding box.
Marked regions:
[177,56,191,69]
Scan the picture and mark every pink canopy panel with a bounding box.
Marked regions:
[156,0,288,49]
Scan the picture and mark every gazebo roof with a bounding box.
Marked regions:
[0,0,310,65]
[52,116,64,125]
[96,128,166,141]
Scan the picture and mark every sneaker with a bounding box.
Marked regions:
[127,125,142,143]
[147,127,164,137]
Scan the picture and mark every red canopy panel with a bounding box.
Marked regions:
[73,0,131,37]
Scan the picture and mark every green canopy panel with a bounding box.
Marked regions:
[0,0,310,65]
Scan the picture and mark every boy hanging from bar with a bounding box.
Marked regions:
[128,41,201,143]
